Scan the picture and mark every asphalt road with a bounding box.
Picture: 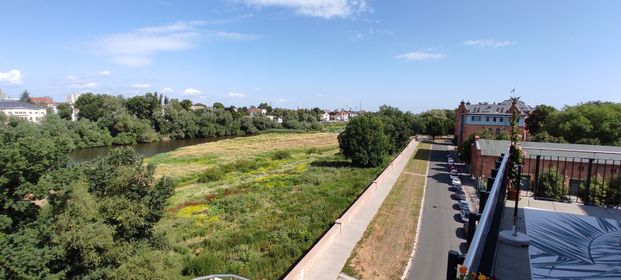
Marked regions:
[407,141,466,280]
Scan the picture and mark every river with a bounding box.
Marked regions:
[68,136,238,164]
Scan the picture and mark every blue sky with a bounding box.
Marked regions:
[1,0,620,112]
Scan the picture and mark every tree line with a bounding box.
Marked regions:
[338,106,455,167]
[526,101,621,146]
[2,92,326,149]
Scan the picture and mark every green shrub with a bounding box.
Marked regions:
[272,150,291,160]
[198,167,225,183]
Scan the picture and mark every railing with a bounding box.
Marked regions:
[521,151,621,206]
[192,274,250,280]
[447,150,510,279]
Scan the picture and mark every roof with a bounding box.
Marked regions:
[0,100,46,110]
[477,139,621,161]
[465,99,531,115]
[30,97,55,105]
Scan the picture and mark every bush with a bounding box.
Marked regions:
[198,167,225,183]
[272,150,291,160]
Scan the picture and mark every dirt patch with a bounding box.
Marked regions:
[343,144,429,280]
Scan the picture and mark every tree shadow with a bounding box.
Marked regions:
[413,148,431,160]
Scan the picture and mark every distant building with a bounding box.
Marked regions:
[266,115,283,124]
[66,94,82,121]
[332,110,349,122]
[189,104,207,111]
[455,99,532,144]
[321,111,330,122]
[0,100,48,123]
[248,108,267,117]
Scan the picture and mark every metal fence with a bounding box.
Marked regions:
[446,151,510,279]
[522,152,621,206]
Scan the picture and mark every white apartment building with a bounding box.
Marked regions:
[0,101,48,123]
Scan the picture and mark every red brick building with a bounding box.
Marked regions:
[454,99,531,144]
[471,139,621,199]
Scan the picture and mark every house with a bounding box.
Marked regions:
[0,100,48,123]
[332,110,349,122]
[30,96,55,107]
[248,108,267,117]
[266,115,283,124]
[321,111,331,122]
[454,99,532,144]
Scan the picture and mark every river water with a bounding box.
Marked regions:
[68,136,237,164]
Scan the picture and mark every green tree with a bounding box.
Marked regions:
[526,104,557,135]
[180,99,193,111]
[338,115,390,167]
[213,102,225,110]
[84,147,174,241]
[19,90,32,103]
[75,93,106,121]
[56,103,73,120]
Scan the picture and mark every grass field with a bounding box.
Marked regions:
[342,143,431,280]
[149,131,387,279]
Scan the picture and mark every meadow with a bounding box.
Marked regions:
[148,131,387,279]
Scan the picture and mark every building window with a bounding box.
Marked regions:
[499,117,503,122]
[493,117,497,122]
[471,116,475,121]
[486,117,490,122]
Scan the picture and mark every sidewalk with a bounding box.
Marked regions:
[284,140,419,280]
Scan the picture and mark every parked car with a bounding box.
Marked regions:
[451,177,461,186]
[459,200,470,211]
[453,193,466,200]
[450,169,458,176]
[459,210,470,223]
[448,158,454,165]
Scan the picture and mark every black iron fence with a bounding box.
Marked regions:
[522,153,621,206]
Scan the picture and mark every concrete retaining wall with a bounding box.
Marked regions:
[284,140,418,280]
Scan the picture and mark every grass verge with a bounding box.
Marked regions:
[342,143,431,280]
[149,132,394,279]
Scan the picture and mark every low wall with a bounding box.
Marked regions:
[284,140,418,280]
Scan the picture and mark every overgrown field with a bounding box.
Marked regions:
[148,132,387,279]
[342,143,430,279]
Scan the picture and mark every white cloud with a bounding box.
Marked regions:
[211,31,258,41]
[71,82,98,89]
[464,39,515,48]
[91,21,257,67]
[66,75,78,81]
[0,69,23,85]
[396,51,446,61]
[92,21,204,67]
[183,88,202,96]
[161,87,173,93]
[131,83,151,88]
[98,70,111,75]
[242,0,368,18]
[227,91,245,98]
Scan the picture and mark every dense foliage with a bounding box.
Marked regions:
[0,121,177,279]
[338,106,412,167]
[1,92,326,150]
[527,102,621,146]
[409,109,455,139]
